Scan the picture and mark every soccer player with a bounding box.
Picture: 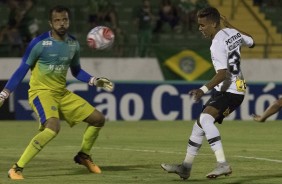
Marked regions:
[161,7,255,180]
[252,98,282,122]
[0,5,114,180]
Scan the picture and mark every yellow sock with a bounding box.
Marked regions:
[80,126,101,155]
[17,128,57,168]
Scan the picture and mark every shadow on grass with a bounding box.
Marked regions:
[28,164,158,178]
[101,164,157,172]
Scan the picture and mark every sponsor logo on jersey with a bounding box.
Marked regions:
[59,57,68,61]
[225,33,241,45]
[225,32,243,51]
[49,54,58,57]
[42,40,52,46]
[48,64,68,73]
[67,40,77,46]
[228,39,243,51]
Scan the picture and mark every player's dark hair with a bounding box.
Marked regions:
[49,5,71,21]
[197,7,220,26]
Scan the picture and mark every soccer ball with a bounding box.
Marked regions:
[87,26,115,50]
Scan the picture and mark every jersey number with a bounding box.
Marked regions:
[228,51,240,75]
[228,51,246,92]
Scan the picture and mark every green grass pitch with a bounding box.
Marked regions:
[0,120,282,184]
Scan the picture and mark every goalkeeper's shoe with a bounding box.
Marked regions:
[161,163,191,180]
[8,164,24,180]
[74,152,102,174]
[206,162,232,179]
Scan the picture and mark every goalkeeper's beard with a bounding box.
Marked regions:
[54,27,67,37]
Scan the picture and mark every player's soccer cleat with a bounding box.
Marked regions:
[8,164,24,180]
[206,162,232,179]
[161,163,191,180]
[74,152,102,174]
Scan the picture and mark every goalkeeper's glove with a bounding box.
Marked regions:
[89,77,114,92]
[0,90,9,108]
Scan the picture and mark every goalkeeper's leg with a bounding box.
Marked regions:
[8,118,59,180]
[74,110,105,173]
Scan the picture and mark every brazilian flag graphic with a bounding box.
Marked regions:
[155,47,215,81]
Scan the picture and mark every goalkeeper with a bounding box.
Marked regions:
[0,5,114,180]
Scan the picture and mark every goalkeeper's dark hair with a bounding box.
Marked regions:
[197,7,220,26]
[49,5,71,21]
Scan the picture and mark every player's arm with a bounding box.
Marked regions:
[0,45,37,107]
[70,65,114,92]
[70,42,114,92]
[220,15,252,37]
[189,69,226,102]
[189,41,228,102]
[0,62,30,107]
[70,64,92,83]
[204,69,226,91]
[220,15,255,48]
[0,36,43,107]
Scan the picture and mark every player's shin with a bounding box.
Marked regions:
[80,125,101,155]
[17,128,57,168]
[200,113,226,163]
[183,122,204,168]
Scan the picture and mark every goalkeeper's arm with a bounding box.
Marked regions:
[0,62,30,107]
[70,65,114,92]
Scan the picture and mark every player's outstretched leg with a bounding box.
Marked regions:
[161,163,191,180]
[74,152,101,174]
[206,162,232,179]
[252,114,265,122]
[8,163,24,180]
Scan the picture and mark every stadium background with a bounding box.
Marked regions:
[0,0,282,120]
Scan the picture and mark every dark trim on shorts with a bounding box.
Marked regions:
[33,96,46,124]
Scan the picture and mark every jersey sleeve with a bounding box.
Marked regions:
[70,41,80,67]
[242,34,254,48]
[4,62,30,92]
[69,41,92,83]
[23,38,43,66]
[4,38,43,92]
[211,40,228,71]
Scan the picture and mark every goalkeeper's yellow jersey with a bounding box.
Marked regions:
[24,31,80,94]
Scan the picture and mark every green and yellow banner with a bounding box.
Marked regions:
[155,47,215,81]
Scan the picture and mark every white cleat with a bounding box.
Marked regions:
[161,163,191,180]
[206,162,232,179]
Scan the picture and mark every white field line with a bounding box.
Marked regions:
[95,146,185,155]
[2,146,282,163]
[235,155,282,163]
[95,147,282,163]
